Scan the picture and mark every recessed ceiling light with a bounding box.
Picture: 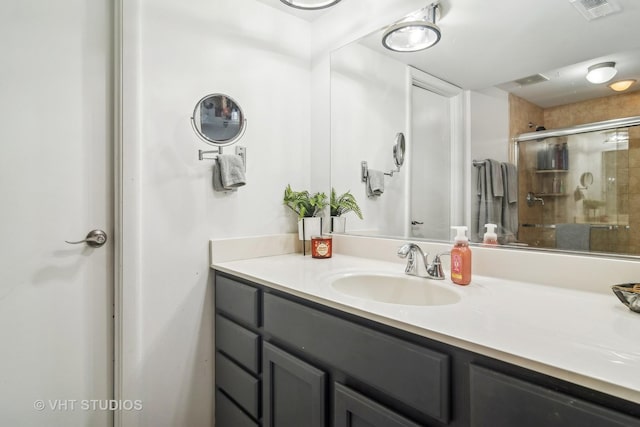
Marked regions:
[608,79,636,92]
[280,0,342,10]
[586,62,617,84]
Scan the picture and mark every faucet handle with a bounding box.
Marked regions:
[426,252,450,280]
[397,244,412,258]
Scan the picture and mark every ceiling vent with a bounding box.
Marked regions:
[514,74,550,87]
[570,0,622,21]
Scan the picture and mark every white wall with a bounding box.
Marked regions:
[123,2,428,425]
[131,0,311,425]
[468,87,510,240]
[310,0,428,202]
[331,43,407,236]
[126,1,510,424]
[469,88,510,162]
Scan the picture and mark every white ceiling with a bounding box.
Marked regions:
[355,0,640,107]
[263,0,640,107]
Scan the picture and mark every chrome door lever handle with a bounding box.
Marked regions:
[65,229,107,248]
[411,220,424,225]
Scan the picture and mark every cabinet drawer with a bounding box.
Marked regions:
[470,364,640,427]
[216,389,258,427]
[216,352,260,419]
[215,274,260,328]
[263,293,450,423]
[334,383,421,427]
[216,314,260,374]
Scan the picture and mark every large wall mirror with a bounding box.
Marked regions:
[330,0,640,257]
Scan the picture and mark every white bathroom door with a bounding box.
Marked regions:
[0,1,114,426]
[410,85,451,240]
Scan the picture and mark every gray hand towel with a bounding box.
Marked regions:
[500,162,518,242]
[476,159,503,240]
[501,162,518,203]
[487,159,504,197]
[212,161,226,192]
[367,170,384,197]
[555,223,590,251]
[218,154,246,189]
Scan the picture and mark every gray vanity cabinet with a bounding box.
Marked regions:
[214,272,445,427]
[262,342,327,427]
[262,292,450,424]
[470,365,640,427]
[334,383,422,427]
[215,277,262,427]
[214,271,640,427]
[216,389,259,427]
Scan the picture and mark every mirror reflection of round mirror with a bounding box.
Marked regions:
[393,132,406,168]
[580,172,593,188]
[191,93,247,146]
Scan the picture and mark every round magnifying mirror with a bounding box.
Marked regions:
[580,172,593,188]
[191,93,247,146]
[393,132,406,168]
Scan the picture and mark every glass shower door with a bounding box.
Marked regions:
[517,124,635,254]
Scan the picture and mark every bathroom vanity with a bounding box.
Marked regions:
[211,248,640,427]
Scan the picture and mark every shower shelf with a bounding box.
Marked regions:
[535,169,569,174]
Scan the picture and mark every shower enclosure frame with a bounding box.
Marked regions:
[512,115,640,255]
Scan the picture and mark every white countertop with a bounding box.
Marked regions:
[212,252,640,404]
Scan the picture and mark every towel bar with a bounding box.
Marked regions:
[361,160,399,182]
[522,223,630,230]
[198,146,246,172]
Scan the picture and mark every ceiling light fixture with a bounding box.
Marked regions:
[586,62,617,84]
[608,79,636,92]
[279,0,342,10]
[382,3,441,53]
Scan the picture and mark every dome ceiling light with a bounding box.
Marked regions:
[382,3,441,53]
[608,79,636,92]
[586,62,618,84]
[280,0,342,10]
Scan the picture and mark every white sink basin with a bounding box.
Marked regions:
[330,273,461,306]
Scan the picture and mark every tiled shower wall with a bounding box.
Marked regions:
[509,91,640,254]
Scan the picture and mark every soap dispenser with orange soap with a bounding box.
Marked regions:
[450,226,472,286]
[483,223,498,246]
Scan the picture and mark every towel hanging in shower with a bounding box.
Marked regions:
[556,223,590,251]
[476,159,503,240]
[501,162,518,242]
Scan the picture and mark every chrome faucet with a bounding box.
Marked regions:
[397,243,449,280]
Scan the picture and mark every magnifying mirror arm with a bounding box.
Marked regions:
[198,146,247,173]
[361,161,402,182]
[199,147,223,160]
[384,165,401,177]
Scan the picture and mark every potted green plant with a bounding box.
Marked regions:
[330,188,363,233]
[283,184,328,240]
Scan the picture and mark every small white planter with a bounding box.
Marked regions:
[298,217,322,240]
[330,216,346,233]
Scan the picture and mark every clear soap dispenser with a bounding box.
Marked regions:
[483,223,498,245]
[450,226,472,286]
